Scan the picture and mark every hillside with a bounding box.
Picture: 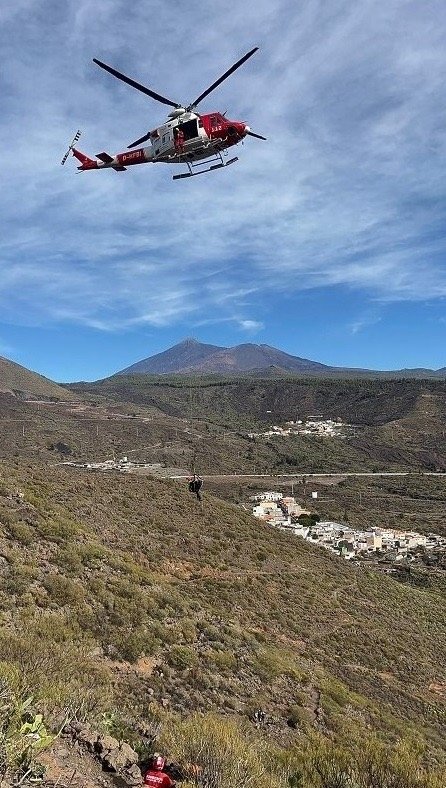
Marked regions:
[68,376,446,472]
[0,461,445,765]
[72,375,446,427]
[0,357,74,400]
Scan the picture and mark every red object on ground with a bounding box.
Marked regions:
[143,769,175,788]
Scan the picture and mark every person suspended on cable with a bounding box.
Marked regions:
[188,473,203,501]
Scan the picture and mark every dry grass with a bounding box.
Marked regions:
[0,459,444,764]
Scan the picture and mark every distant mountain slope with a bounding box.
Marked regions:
[0,357,74,400]
[119,338,226,375]
[114,339,445,377]
[116,339,334,375]
[187,343,333,373]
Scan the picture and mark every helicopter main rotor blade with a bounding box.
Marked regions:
[127,131,153,148]
[189,47,258,109]
[246,130,267,140]
[93,58,180,108]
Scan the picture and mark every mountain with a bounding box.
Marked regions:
[180,343,333,374]
[115,339,445,377]
[0,356,75,400]
[117,339,334,375]
[119,338,226,375]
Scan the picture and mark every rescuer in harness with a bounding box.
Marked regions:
[188,473,203,501]
[143,754,200,787]
[143,754,175,788]
[174,125,185,155]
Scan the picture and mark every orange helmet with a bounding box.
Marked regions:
[152,754,166,771]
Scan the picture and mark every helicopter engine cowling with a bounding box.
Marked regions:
[168,107,187,119]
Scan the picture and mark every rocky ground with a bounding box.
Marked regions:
[18,725,143,788]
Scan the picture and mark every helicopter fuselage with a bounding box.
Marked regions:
[73,111,249,173]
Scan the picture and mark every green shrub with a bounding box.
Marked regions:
[0,668,54,782]
[160,713,282,788]
[181,619,198,644]
[53,547,83,574]
[43,573,85,606]
[206,650,237,672]
[167,646,198,671]
[112,629,157,662]
[287,705,313,729]
[6,522,34,545]
[37,517,79,543]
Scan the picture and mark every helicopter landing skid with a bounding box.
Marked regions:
[173,155,238,180]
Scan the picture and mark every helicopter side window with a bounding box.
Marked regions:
[180,119,199,140]
[211,115,218,130]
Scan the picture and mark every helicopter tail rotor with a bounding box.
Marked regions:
[61,130,82,165]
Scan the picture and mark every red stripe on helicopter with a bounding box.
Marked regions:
[117,149,146,166]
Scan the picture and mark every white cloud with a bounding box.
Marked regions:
[1,0,446,332]
[238,319,264,332]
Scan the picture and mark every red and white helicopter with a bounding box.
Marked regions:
[62,47,266,180]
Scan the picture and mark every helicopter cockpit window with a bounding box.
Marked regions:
[210,115,218,130]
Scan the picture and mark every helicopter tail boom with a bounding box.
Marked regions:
[72,148,99,170]
[72,148,132,172]
[68,143,154,171]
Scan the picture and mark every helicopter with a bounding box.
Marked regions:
[61,47,266,180]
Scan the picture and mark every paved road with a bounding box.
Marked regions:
[172,471,446,479]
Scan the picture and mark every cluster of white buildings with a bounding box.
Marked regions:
[251,493,313,537]
[61,458,162,473]
[251,492,446,561]
[248,418,351,439]
[304,521,445,560]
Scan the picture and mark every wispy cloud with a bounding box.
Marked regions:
[1,0,446,333]
[238,319,264,332]
[349,310,382,335]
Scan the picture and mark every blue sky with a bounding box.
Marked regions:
[1,0,446,381]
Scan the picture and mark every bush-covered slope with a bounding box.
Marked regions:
[0,357,74,400]
[68,376,446,472]
[0,460,444,768]
[70,376,446,428]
